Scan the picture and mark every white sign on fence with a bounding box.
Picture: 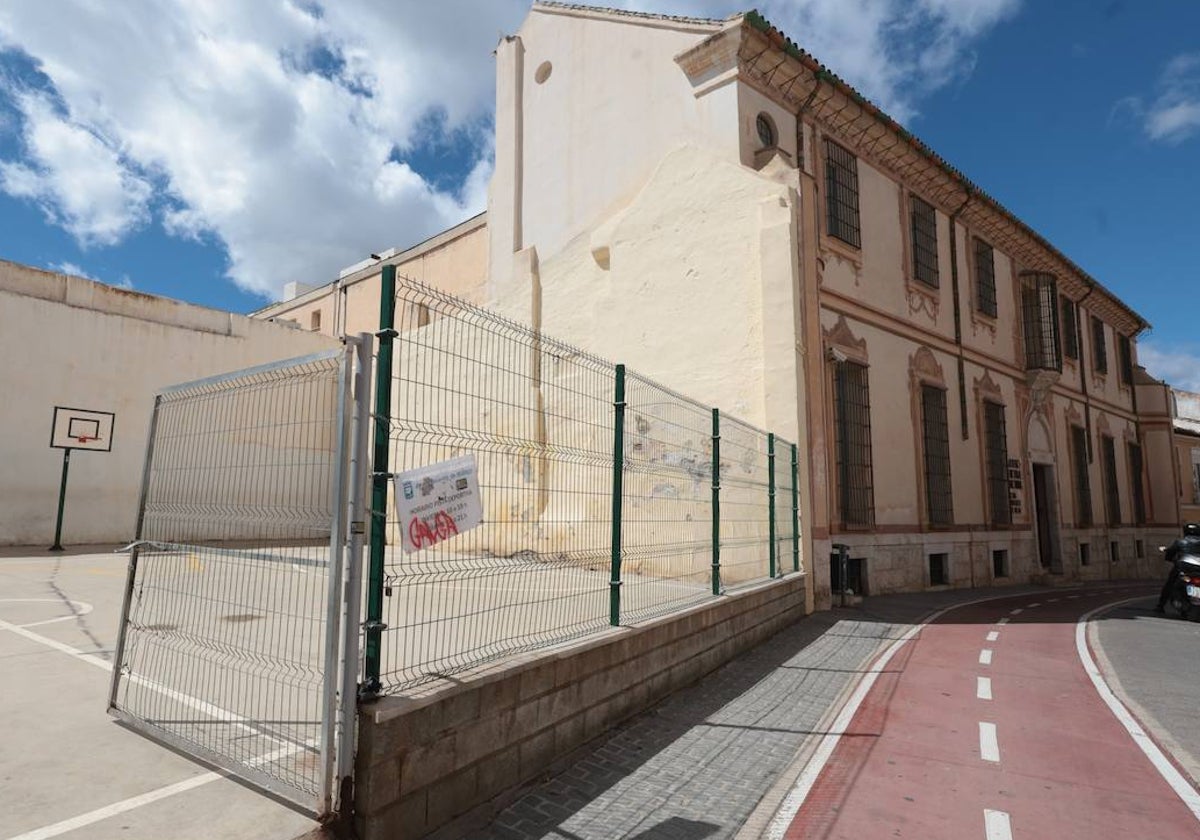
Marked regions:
[394,455,483,553]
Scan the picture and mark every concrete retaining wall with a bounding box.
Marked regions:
[355,573,808,839]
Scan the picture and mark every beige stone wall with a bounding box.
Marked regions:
[0,261,337,546]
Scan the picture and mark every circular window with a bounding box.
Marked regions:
[756,113,777,148]
[534,61,552,84]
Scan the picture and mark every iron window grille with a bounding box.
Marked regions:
[1118,334,1134,385]
[921,385,954,526]
[824,140,861,248]
[1021,273,1062,372]
[1092,316,1108,374]
[1102,435,1121,526]
[1128,441,1146,525]
[910,196,939,287]
[834,360,875,527]
[983,401,1011,527]
[1072,425,1093,527]
[1061,295,1079,360]
[974,238,997,317]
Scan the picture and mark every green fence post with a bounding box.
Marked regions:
[711,408,721,596]
[768,433,777,579]
[791,442,800,573]
[609,364,626,626]
[363,264,396,696]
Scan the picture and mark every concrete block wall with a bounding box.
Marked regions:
[355,574,807,839]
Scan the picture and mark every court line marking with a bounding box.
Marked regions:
[979,722,1000,762]
[3,740,308,840]
[764,589,1053,840]
[0,598,93,628]
[0,617,292,748]
[977,676,992,701]
[1078,596,1200,823]
[984,809,1012,840]
[986,630,999,642]
[979,649,993,665]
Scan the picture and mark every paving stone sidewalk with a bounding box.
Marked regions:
[457,585,1051,840]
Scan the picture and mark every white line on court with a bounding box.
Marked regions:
[0,617,292,748]
[1009,608,1023,615]
[977,676,992,700]
[986,630,999,642]
[3,740,309,840]
[979,722,1000,762]
[979,649,993,665]
[1077,596,1200,823]
[0,599,94,629]
[984,809,1013,840]
[997,617,1009,625]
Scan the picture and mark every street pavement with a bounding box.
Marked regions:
[463,581,1200,840]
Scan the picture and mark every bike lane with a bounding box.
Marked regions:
[778,584,1200,840]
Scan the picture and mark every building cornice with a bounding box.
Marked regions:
[675,14,1148,337]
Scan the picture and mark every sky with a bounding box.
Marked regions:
[0,0,1197,389]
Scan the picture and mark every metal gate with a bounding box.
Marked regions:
[108,341,371,816]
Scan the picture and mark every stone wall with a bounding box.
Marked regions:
[355,574,807,839]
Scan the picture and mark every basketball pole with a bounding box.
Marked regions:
[49,447,71,552]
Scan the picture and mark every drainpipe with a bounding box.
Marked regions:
[948,191,973,441]
[1078,284,1096,462]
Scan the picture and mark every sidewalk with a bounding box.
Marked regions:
[455,584,1058,840]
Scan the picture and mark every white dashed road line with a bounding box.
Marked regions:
[979,649,993,665]
[979,722,1000,762]
[984,809,1013,840]
[997,617,1009,625]
[977,676,992,700]
[1026,602,1041,608]
[986,630,999,642]
[1009,608,1023,615]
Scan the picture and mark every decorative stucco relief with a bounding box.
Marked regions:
[974,369,1004,403]
[909,346,946,388]
[906,284,939,322]
[823,315,868,364]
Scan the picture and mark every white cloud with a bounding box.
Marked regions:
[1139,341,1200,392]
[1121,52,1200,144]
[0,0,1016,299]
[50,261,135,289]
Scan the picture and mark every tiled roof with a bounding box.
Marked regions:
[533,1,727,29]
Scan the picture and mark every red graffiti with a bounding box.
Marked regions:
[408,510,459,549]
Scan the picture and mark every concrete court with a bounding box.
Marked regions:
[0,547,317,840]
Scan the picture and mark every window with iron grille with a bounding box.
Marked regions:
[1128,441,1146,525]
[1061,295,1079,360]
[1118,334,1134,384]
[983,401,1010,526]
[824,140,861,248]
[1101,435,1121,525]
[1072,425,1093,527]
[834,360,874,527]
[1092,316,1108,374]
[974,238,996,317]
[921,385,953,526]
[910,196,939,287]
[1021,273,1062,371]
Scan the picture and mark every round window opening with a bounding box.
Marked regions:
[756,113,777,148]
[534,61,553,84]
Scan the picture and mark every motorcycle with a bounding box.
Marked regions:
[1158,545,1200,619]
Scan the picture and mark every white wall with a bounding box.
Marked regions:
[0,262,337,546]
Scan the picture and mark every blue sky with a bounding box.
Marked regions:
[0,1,1197,387]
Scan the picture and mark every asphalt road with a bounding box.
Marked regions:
[1092,594,1200,786]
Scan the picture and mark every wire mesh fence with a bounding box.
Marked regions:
[109,350,348,812]
[371,276,803,694]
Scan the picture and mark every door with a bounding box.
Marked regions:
[1032,463,1063,573]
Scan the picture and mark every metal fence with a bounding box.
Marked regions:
[366,272,802,694]
[108,349,359,815]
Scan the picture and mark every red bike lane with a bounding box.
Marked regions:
[780,584,1200,840]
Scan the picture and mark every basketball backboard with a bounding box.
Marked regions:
[50,406,115,451]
